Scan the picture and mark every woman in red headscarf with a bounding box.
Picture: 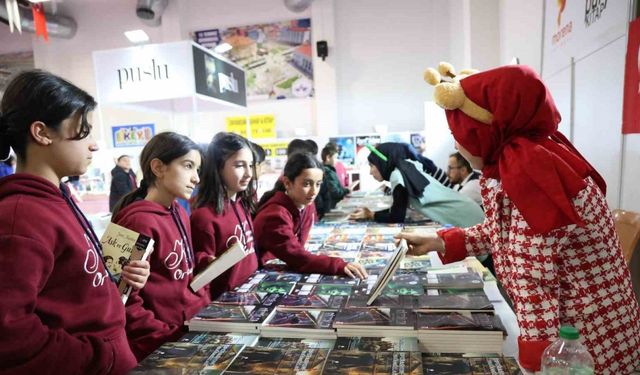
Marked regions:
[397,64,640,374]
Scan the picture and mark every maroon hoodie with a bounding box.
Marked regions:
[253,191,347,274]
[191,198,259,300]
[112,200,210,361]
[0,174,136,375]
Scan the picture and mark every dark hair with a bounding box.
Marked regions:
[104,255,113,262]
[117,155,130,162]
[111,132,201,217]
[287,138,317,157]
[251,142,266,164]
[194,132,256,215]
[321,142,338,162]
[450,151,473,173]
[0,70,96,161]
[257,152,323,209]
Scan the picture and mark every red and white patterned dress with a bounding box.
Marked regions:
[440,177,640,374]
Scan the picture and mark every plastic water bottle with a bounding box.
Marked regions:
[541,325,595,375]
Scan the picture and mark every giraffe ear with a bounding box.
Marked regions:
[423,68,441,86]
[433,81,465,110]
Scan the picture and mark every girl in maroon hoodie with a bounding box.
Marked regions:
[111,132,210,361]
[191,132,259,300]
[0,70,150,374]
[254,152,367,279]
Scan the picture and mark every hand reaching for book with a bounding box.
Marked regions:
[349,207,373,220]
[344,262,368,279]
[394,232,445,256]
[121,260,151,290]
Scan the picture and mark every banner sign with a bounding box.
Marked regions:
[622,18,640,134]
[225,114,275,139]
[112,123,155,148]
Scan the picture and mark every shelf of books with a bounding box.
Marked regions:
[131,217,524,374]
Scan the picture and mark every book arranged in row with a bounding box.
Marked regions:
[131,331,523,374]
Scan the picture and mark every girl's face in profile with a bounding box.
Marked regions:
[48,112,99,178]
[221,147,253,196]
[369,163,383,182]
[156,150,201,201]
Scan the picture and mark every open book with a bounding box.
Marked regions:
[190,241,247,293]
[366,239,408,306]
[100,222,155,304]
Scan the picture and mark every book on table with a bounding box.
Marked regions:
[366,239,408,305]
[100,222,154,304]
[190,241,247,293]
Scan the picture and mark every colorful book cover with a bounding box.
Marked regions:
[375,351,423,375]
[294,283,354,297]
[383,283,424,297]
[177,332,258,346]
[193,304,253,321]
[276,348,330,374]
[261,271,305,283]
[255,281,297,295]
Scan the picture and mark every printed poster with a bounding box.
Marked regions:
[329,137,356,165]
[195,18,313,100]
[112,124,155,148]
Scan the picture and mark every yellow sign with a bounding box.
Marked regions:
[225,114,275,139]
[258,142,289,158]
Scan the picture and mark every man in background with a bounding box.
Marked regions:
[447,152,481,207]
[109,155,137,212]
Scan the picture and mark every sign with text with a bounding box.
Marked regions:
[225,114,275,139]
[543,0,627,76]
[93,42,194,103]
[112,123,155,148]
[257,142,289,158]
[193,45,246,107]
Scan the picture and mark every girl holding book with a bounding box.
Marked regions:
[0,70,150,374]
[397,64,640,373]
[253,152,367,279]
[111,132,210,361]
[191,132,259,300]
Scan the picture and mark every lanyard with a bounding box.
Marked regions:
[59,183,115,282]
[230,198,253,249]
[169,205,195,268]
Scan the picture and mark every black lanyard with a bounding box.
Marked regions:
[230,198,253,249]
[59,183,115,282]
[169,205,195,268]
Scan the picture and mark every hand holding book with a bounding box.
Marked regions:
[394,231,444,256]
[120,260,151,290]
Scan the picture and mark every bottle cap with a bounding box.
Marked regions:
[559,325,580,340]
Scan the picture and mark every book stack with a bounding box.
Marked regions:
[416,311,506,354]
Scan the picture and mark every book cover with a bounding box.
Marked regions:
[294,283,354,297]
[255,281,297,295]
[224,347,285,374]
[192,304,254,321]
[366,239,408,305]
[375,351,423,375]
[424,272,484,289]
[416,294,493,311]
[177,332,258,346]
[100,222,154,304]
[416,312,503,332]
[254,337,336,349]
[333,337,419,352]
[189,344,244,374]
[214,291,281,307]
[323,350,376,374]
[276,348,330,374]
[261,271,305,283]
[280,294,346,309]
[264,309,336,330]
[421,355,473,375]
[189,241,246,292]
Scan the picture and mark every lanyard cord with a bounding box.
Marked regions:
[59,183,115,282]
[230,198,253,249]
[169,205,195,268]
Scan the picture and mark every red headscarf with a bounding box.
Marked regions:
[446,65,606,234]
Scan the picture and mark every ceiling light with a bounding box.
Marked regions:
[124,29,150,44]
[28,0,51,3]
[214,43,232,54]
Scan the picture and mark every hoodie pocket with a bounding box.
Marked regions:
[103,334,137,375]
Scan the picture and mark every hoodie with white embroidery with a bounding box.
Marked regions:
[0,173,136,375]
[112,200,210,361]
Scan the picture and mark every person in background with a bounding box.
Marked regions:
[447,151,482,207]
[350,142,484,228]
[251,141,267,178]
[0,70,150,374]
[254,152,367,279]
[321,142,357,209]
[398,64,640,373]
[191,132,259,300]
[0,155,15,178]
[109,154,137,212]
[286,138,316,157]
[286,138,331,219]
[111,132,210,361]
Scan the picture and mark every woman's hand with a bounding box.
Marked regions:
[344,262,368,279]
[349,207,374,220]
[394,232,445,256]
[121,260,151,290]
